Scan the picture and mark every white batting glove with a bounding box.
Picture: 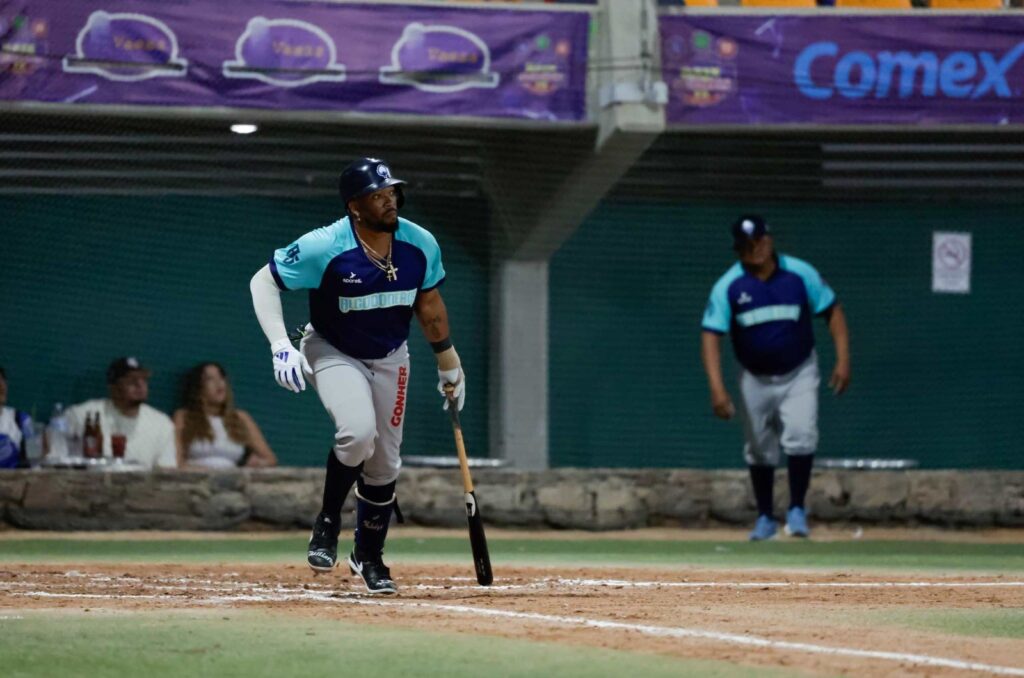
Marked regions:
[437,367,465,411]
[271,338,311,393]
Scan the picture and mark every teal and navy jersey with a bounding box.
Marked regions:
[702,254,836,376]
[270,216,445,360]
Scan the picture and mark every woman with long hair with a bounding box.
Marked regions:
[174,362,277,469]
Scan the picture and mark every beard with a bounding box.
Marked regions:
[367,213,399,233]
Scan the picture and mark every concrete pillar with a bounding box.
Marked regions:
[488,0,666,469]
[489,260,549,470]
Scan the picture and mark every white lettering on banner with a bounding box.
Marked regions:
[736,305,801,327]
[338,289,417,313]
[794,41,1024,100]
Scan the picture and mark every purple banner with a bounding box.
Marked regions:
[662,15,1024,125]
[0,0,589,121]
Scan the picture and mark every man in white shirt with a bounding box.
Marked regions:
[67,357,177,469]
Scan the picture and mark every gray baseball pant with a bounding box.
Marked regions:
[737,352,820,467]
[300,330,408,487]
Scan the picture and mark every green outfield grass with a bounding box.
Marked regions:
[0,610,794,678]
[1,535,1023,571]
[862,608,1024,639]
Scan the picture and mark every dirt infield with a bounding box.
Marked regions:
[3,559,1023,677]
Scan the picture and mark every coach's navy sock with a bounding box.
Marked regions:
[749,465,776,518]
[354,479,396,558]
[787,453,814,510]
[322,450,362,524]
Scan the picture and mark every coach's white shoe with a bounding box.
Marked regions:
[784,506,810,538]
[749,515,778,541]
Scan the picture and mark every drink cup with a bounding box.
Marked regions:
[111,434,127,460]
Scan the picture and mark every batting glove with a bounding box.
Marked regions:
[271,338,311,393]
[437,367,465,412]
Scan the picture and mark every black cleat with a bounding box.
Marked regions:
[307,512,341,574]
[347,549,397,595]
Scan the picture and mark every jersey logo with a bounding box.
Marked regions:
[737,292,753,305]
[377,163,392,179]
[282,243,301,265]
[736,304,801,327]
[343,272,363,284]
[338,289,417,313]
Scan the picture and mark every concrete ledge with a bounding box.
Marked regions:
[1,468,1021,531]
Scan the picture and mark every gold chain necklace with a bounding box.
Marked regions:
[358,234,398,282]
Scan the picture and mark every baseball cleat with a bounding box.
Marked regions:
[307,512,341,573]
[348,549,398,595]
[784,506,810,538]
[749,514,779,541]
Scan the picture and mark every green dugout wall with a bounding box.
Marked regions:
[0,196,490,467]
[550,202,1024,470]
[3,196,1022,469]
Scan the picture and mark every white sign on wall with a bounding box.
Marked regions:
[932,232,972,294]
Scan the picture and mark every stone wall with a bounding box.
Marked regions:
[1,468,1022,531]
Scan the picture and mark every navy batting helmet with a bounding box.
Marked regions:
[338,157,406,210]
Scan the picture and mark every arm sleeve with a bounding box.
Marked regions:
[701,280,732,334]
[250,265,289,346]
[787,258,837,315]
[270,227,336,291]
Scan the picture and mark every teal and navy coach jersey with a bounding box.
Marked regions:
[270,216,445,360]
[702,254,836,376]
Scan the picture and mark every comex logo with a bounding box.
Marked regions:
[794,42,1024,100]
[376,164,391,179]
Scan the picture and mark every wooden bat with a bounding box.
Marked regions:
[444,385,493,586]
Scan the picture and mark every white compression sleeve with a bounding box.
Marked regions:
[249,265,289,346]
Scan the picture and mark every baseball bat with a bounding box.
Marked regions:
[444,385,493,586]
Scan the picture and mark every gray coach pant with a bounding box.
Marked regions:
[737,352,820,467]
[300,329,409,487]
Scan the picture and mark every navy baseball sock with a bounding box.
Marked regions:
[748,465,776,518]
[354,479,397,558]
[787,453,814,510]
[321,450,362,523]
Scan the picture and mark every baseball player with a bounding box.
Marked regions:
[249,157,465,594]
[700,215,850,541]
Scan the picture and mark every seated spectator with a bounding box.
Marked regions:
[67,357,177,468]
[174,362,277,470]
[0,367,34,468]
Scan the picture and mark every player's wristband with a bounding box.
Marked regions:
[430,337,453,353]
[435,346,460,372]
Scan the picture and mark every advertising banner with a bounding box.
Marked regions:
[0,0,589,121]
[662,14,1024,125]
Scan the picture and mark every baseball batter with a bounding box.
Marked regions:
[701,215,850,541]
[249,157,465,593]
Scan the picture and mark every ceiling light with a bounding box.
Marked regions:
[230,123,258,135]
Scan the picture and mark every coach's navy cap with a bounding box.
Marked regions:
[106,356,151,384]
[731,215,770,249]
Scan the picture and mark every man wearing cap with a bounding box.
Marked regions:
[66,357,177,469]
[700,215,850,541]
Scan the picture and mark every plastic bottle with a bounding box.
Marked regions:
[45,403,70,459]
[23,418,43,466]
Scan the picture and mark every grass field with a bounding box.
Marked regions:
[2,528,1023,677]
